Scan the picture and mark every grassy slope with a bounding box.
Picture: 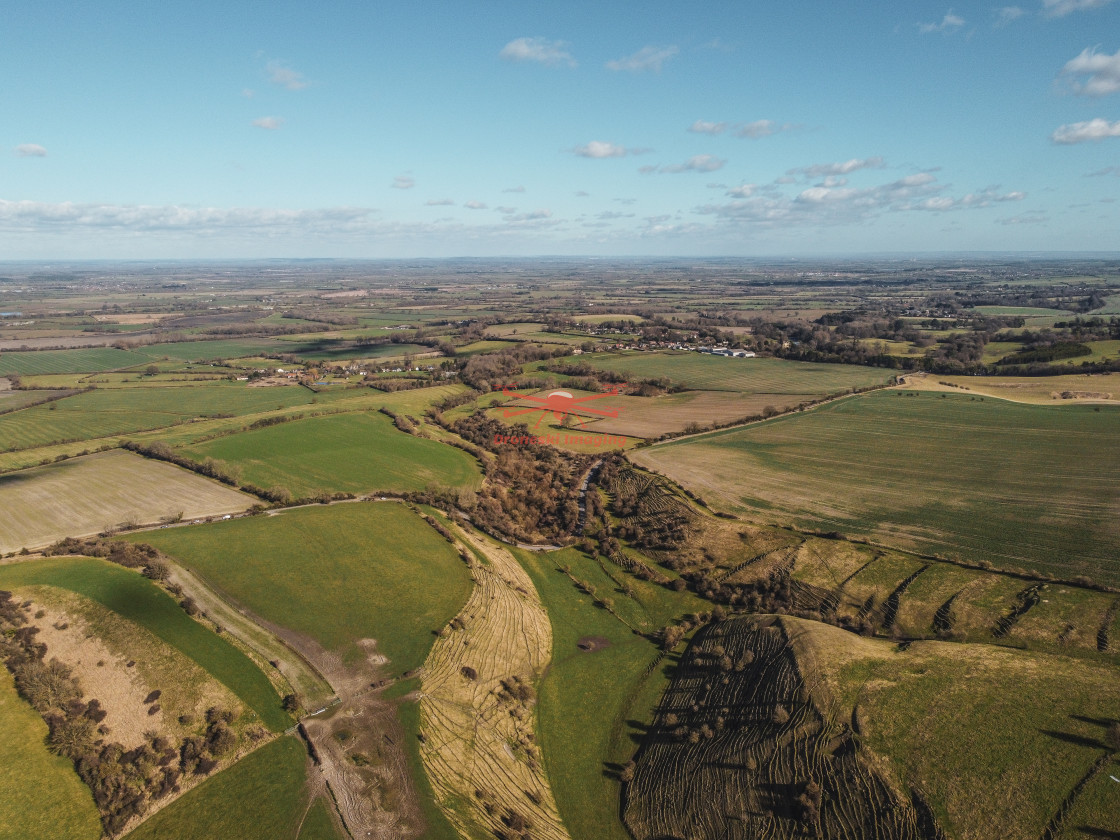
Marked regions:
[515,547,705,840]
[0,558,289,731]
[636,391,1120,586]
[0,450,253,554]
[123,736,308,840]
[178,412,481,498]
[0,670,101,840]
[135,503,472,670]
[794,620,1120,839]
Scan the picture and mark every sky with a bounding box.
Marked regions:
[2,0,1120,258]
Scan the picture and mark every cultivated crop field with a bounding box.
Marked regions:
[0,382,327,451]
[561,351,896,394]
[179,411,481,498]
[134,503,471,671]
[636,391,1120,586]
[905,371,1120,404]
[0,450,253,554]
[0,347,155,375]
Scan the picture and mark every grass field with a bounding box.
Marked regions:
[179,411,481,497]
[0,669,102,840]
[0,450,253,554]
[562,351,896,394]
[636,391,1120,586]
[134,503,472,670]
[296,799,342,840]
[0,382,326,451]
[0,558,290,730]
[123,736,309,840]
[0,347,154,375]
[516,547,706,840]
[794,620,1120,839]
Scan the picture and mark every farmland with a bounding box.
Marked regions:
[0,382,328,451]
[558,351,896,394]
[0,450,253,554]
[1,258,1119,839]
[179,411,481,498]
[133,503,471,671]
[635,391,1120,585]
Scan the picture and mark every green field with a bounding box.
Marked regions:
[0,669,101,840]
[562,351,896,394]
[0,382,324,451]
[516,547,704,840]
[296,799,342,840]
[0,558,290,730]
[0,347,154,375]
[179,411,481,498]
[971,305,1073,316]
[0,450,253,554]
[636,391,1120,586]
[123,736,309,840]
[134,503,472,670]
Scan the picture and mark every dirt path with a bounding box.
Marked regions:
[419,523,571,840]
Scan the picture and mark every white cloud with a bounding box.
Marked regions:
[251,116,284,130]
[1086,165,1120,176]
[1060,48,1120,96]
[266,61,309,91]
[15,144,47,157]
[425,198,455,206]
[572,141,629,158]
[464,201,488,210]
[648,154,726,174]
[241,88,255,98]
[918,11,965,33]
[0,198,373,233]
[575,190,590,197]
[1042,0,1113,17]
[726,184,757,198]
[1051,118,1120,143]
[504,209,552,222]
[791,157,885,178]
[391,176,415,189]
[605,45,679,73]
[689,120,727,135]
[995,5,1026,24]
[500,37,576,67]
[998,211,1048,224]
[695,172,1024,229]
[735,119,797,139]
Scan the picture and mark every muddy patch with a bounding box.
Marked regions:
[577,635,612,653]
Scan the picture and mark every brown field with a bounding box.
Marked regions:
[0,450,254,554]
[92,313,171,324]
[899,371,1120,404]
[419,522,570,840]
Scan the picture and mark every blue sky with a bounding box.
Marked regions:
[3,0,1119,257]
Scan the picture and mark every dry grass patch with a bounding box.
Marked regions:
[14,586,254,749]
[419,524,570,840]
